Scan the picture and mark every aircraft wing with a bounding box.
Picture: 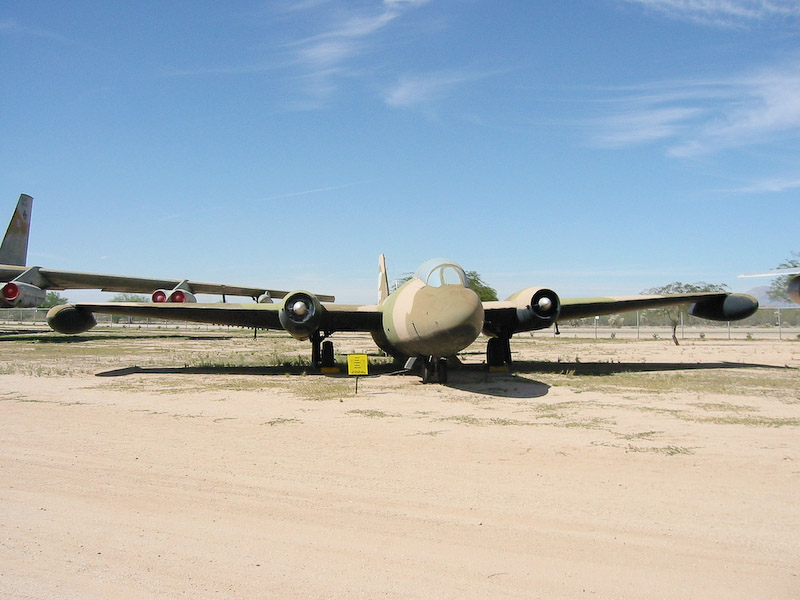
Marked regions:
[483,291,758,335]
[0,264,335,302]
[738,268,800,278]
[48,301,382,333]
[556,293,743,321]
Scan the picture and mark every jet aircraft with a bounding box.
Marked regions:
[47,254,759,383]
[0,195,333,307]
[0,193,32,266]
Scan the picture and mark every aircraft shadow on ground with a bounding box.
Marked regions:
[444,369,551,398]
[95,362,552,399]
[509,360,787,375]
[92,359,785,399]
[0,332,233,343]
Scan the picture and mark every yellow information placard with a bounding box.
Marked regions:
[347,354,369,376]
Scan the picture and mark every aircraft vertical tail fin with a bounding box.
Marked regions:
[0,194,33,266]
[378,253,389,305]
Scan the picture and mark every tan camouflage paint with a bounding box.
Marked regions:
[0,194,32,266]
[372,277,484,358]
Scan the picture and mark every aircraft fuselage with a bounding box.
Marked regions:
[371,260,484,359]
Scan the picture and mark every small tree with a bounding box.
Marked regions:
[767,251,800,304]
[39,291,69,308]
[642,281,728,346]
[465,270,498,301]
[110,293,148,302]
[110,293,148,324]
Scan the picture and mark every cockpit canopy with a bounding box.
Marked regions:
[415,258,468,288]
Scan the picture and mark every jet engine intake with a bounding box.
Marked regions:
[278,291,324,341]
[508,287,561,332]
[688,294,758,321]
[46,304,97,334]
[1,281,46,308]
[788,275,800,305]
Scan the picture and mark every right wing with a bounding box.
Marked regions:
[47,301,382,335]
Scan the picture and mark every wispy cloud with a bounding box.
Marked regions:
[731,176,800,193]
[165,1,429,107]
[0,19,68,42]
[284,0,429,103]
[591,62,800,157]
[622,0,800,26]
[251,180,371,203]
[384,69,494,109]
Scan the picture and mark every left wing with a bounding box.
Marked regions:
[557,293,758,322]
[483,291,758,336]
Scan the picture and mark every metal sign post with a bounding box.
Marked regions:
[347,354,369,394]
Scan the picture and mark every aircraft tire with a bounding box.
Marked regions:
[321,341,335,367]
[437,358,448,384]
[487,337,511,367]
[487,338,503,366]
[422,358,434,384]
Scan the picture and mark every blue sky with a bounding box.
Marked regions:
[2,0,799,303]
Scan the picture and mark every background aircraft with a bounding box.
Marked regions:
[47,254,758,383]
[738,268,800,305]
[0,195,333,308]
[0,193,32,266]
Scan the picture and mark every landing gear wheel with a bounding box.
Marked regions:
[487,337,511,367]
[321,341,335,368]
[422,358,435,384]
[421,357,448,384]
[437,358,448,384]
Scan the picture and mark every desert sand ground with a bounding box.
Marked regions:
[1,327,798,599]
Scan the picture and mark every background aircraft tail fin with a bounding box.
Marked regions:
[378,253,389,305]
[0,194,33,266]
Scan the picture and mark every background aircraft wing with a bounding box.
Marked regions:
[1,265,335,302]
[48,301,382,333]
[738,268,800,277]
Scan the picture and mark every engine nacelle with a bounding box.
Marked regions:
[168,289,196,303]
[689,293,758,321]
[1,281,47,308]
[506,286,561,332]
[46,304,97,334]
[152,288,196,303]
[788,275,800,305]
[278,291,324,341]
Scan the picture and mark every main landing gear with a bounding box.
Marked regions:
[311,331,336,369]
[486,336,512,369]
[421,357,448,384]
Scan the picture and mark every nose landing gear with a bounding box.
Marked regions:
[421,357,448,384]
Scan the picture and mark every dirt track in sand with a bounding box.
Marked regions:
[1,330,799,599]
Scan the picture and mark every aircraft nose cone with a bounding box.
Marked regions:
[292,300,308,316]
[410,286,484,357]
[538,297,553,312]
